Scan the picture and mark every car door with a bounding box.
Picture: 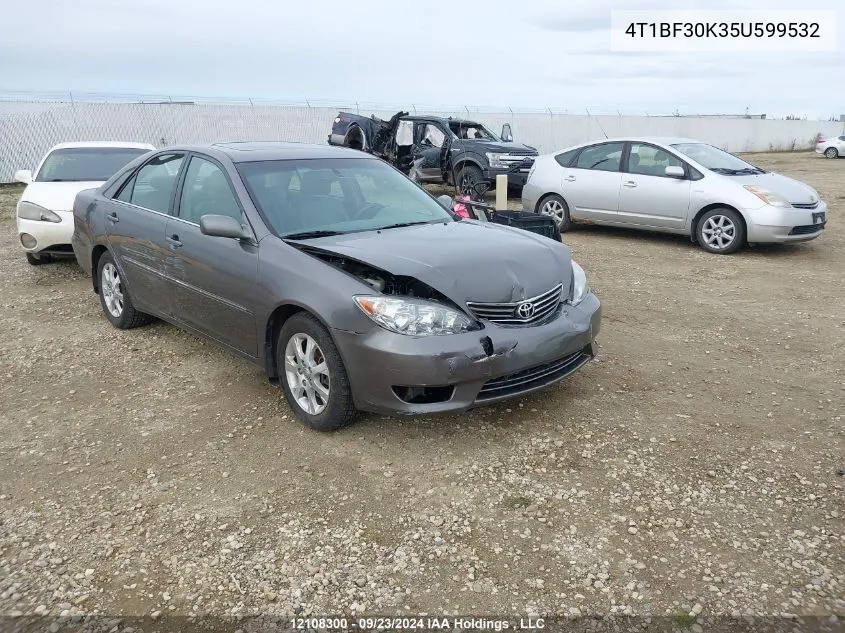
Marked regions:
[409,122,447,182]
[106,152,186,318]
[165,154,259,358]
[616,142,692,229]
[560,142,625,221]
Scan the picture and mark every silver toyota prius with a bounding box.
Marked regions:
[522,137,828,254]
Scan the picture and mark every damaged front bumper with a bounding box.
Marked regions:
[332,292,601,416]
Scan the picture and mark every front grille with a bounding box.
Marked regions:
[792,201,819,209]
[789,223,826,235]
[466,283,563,326]
[475,350,591,402]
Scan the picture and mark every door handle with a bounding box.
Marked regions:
[106,211,119,223]
[623,180,637,188]
[564,175,576,182]
[166,234,183,248]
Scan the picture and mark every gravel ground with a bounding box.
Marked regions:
[0,151,843,630]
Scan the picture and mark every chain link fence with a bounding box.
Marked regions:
[2,97,843,183]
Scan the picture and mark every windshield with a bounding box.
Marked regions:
[236,157,454,238]
[671,143,764,174]
[448,121,499,141]
[35,147,151,182]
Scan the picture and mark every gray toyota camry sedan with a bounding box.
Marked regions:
[72,142,601,431]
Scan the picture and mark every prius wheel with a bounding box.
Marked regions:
[824,147,839,158]
[278,313,356,431]
[97,252,152,329]
[696,208,745,255]
[538,194,571,232]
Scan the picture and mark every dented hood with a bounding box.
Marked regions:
[296,221,571,304]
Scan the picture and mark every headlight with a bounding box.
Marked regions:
[17,201,61,222]
[568,261,589,306]
[485,152,506,168]
[743,185,791,208]
[354,296,475,336]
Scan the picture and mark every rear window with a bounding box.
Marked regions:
[35,147,151,182]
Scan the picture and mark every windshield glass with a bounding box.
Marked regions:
[236,157,454,238]
[35,147,151,182]
[671,143,762,174]
[448,121,499,141]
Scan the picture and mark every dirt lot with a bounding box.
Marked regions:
[0,151,843,629]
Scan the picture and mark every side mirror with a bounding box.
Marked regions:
[501,123,513,143]
[436,194,453,210]
[665,165,685,178]
[14,169,32,184]
[199,214,250,239]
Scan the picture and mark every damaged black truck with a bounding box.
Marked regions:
[327,111,539,194]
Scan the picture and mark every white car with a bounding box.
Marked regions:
[521,137,828,254]
[15,141,155,265]
[815,134,845,159]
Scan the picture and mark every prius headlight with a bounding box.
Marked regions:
[354,296,475,336]
[568,260,589,306]
[743,185,791,208]
[18,201,61,222]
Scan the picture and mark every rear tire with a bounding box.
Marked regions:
[96,252,153,329]
[538,194,571,232]
[26,252,51,266]
[824,147,839,159]
[277,313,357,431]
[696,207,745,255]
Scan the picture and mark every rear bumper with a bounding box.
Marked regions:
[332,293,602,416]
[16,211,74,254]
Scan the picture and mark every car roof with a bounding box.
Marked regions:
[402,115,480,125]
[175,141,380,163]
[48,141,156,151]
[546,136,706,156]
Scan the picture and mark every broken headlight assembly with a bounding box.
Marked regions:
[17,201,61,223]
[567,261,589,306]
[485,152,507,168]
[354,296,475,336]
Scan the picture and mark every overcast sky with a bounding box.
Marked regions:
[1,0,842,117]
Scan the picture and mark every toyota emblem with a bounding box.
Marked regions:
[516,302,535,319]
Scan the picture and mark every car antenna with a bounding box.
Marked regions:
[586,108,608,139]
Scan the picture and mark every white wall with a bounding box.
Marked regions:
[2,101,843,183]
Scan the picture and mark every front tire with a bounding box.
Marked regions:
[96,252,153,329]
[538,194,571,232]
[824,147,839,159]
[456,165,484,199]
[696,208,745,255]
[277,313,357,431]
[26,252,51,266]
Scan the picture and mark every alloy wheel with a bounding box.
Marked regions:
[284,333,331,415]
[541,199,566,227]
[101,262,124,318]
[701,215,736,251]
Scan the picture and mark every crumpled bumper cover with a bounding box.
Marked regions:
[332,292,601,415]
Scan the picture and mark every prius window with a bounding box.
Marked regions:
[573,143,624,172]
[628,143,684,177]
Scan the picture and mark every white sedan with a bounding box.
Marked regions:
[815,134,845,159]
[521,136,828,254]
[15,141,155,265]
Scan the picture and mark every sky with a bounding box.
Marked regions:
[1,0,842,118]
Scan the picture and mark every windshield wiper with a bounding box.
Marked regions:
[732,167,766,175]
[376,221,435,231]
[282,230,345,240]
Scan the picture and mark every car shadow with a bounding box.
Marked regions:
[564,222,825,258]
